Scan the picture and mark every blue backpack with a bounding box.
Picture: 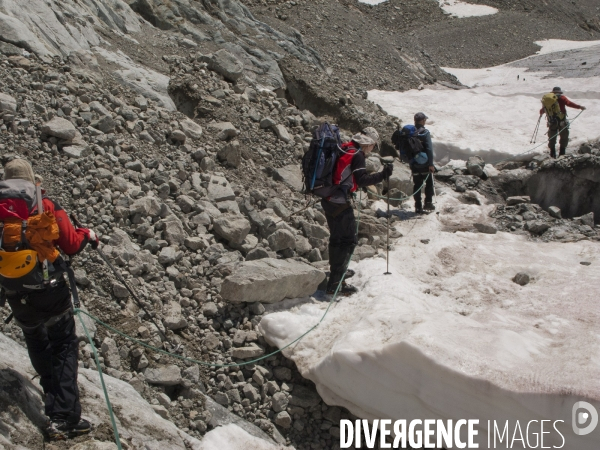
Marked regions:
[396,125,428,165]
[301,123,342,197]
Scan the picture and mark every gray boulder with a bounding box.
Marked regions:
[96,115,115,133]
[386,162,412,196]
[217,140,242,168]
[158,246,180,265]
[365,157,382,173]
[474,223,498,234]
[203,49,244,82]
[144,365,182,386]
[41,117,77,140]
[161,215,187,245]
[267,229,296,252]
[63,145,91,158]
[513,272,530,286]
[213,214,251,245]
[273,165,304,192]
[180,118,203,139]
[100,337,121,369]
[273,124,292,143]
[220,258,326,303]
[526,220,550,235]
[163,302,188,331]
[575,212,595,227]
[231,344,265,359]
[207,122,239,141]
[260,117,276,129]
[507,196,531,206]
[302,221,330,240]
[0,92,17,112]
[548,206,562,219]
[207,175,236,202]
[467,156,485,177]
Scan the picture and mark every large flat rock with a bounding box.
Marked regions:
[220,258,325,304]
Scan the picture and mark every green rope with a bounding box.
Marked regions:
[76,311,123,450]
[74,194,366,370]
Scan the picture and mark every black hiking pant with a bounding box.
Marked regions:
[412,172,434,208]
[322,200,357,290]
[548,122,569,158]
[8,283,81,423]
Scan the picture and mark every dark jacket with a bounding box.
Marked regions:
[410,127,434,172]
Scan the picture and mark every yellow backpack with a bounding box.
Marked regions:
[541,93,565,122]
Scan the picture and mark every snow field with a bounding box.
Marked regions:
[369,41,600,163]
[259,188,600,449]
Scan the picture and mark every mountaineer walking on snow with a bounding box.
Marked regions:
[395,113,435,214]
[540,87,586,158]
[0,159,98,441]
[321,129,392,295]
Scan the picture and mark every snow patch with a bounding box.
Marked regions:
[438,0,498,18]
[260,189,600,450]
[535,39,600,55]
[199,424,291,449]
[358,0,388,5]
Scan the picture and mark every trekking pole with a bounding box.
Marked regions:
[530,115,542,144]
[384,169,391,275]
[70,214,177,352]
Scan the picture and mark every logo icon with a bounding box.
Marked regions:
[572,402,598,436]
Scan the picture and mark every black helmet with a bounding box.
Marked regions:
[552,87,563,94]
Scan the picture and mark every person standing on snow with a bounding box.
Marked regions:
[539,86,586,158]
[0,159,98,441]
[410,112,435,214]
[322,129,393,296]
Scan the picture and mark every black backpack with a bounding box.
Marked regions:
[301,122,342,198]
[394,124,424,159]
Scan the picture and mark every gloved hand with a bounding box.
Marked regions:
[382,163,394,179]
[88,229,99,250]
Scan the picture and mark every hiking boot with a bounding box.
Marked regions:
[423,202,435,211]
[46,419,91,441]
[326,282,358,297]
[415,205,423,214]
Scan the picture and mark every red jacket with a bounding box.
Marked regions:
[32,197,92,256]
[540,95,583,115]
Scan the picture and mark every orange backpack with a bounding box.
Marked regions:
[0,179,62,292]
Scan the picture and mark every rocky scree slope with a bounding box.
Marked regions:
[0,40,406,450]
[241,0,600,73]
